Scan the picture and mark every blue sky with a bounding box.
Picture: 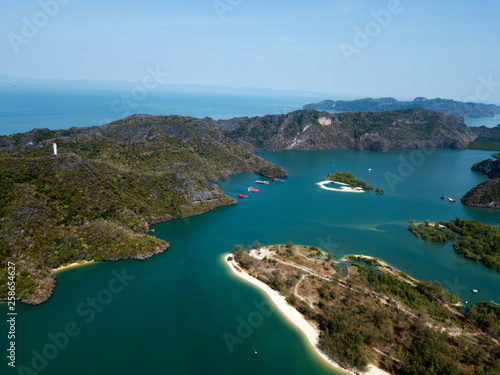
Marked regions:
[1,0,500,102]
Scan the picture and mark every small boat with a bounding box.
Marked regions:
[237,194,247,198]
[472,289,478,294]
[248,187,259,193]
[272,178,284,182]
[253,349,257,354]
[255,180,269,185]
[442,196,456,202]
[148,229,155,232]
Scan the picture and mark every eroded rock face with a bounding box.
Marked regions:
[318,116,332,126]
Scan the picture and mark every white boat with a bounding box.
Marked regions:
[255,180,269,185]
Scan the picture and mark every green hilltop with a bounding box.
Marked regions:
[0,114,287,304]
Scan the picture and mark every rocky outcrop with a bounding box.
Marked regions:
[257,165,288,178]
[462,158,500,208]
[462,179,500,208]
[471,159,500,179]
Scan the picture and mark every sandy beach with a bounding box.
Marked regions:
[52,260,94,273]
[224,253,389,375]
[317,180,365,193]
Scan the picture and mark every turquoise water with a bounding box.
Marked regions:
[0,87,322,136]
[2,147,499,375]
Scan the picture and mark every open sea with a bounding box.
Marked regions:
[1,88,499,375]
[0,86,498,136]
[0,86,324,136]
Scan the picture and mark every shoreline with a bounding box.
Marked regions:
[223,253,389,375]
[52,260,94,273]
[317,180,365,193]
[341,254,391,268]
[341,254,420,282]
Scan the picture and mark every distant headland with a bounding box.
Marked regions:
[304,97,500,119]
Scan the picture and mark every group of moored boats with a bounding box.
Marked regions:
[237,178,285,198]
[440,196,456,202]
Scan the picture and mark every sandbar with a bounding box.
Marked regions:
[317,180,365,193]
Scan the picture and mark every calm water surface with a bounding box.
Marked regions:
[464,114,500,128]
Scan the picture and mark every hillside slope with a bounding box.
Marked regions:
[462,158,500,208]
[220,108,475,152]
[0,114,287,304]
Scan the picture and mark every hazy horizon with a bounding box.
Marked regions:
[1,1,499,104]
[3,74,500,107]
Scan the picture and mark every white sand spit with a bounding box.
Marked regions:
[317,180,365,193]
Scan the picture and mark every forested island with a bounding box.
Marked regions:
[303,97,500,118]
[326,171,374,190]
[229,244,500,374]
[462,157,500,208]
[408,219,500,271]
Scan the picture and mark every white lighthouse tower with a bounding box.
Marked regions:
[53,143,57,156]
